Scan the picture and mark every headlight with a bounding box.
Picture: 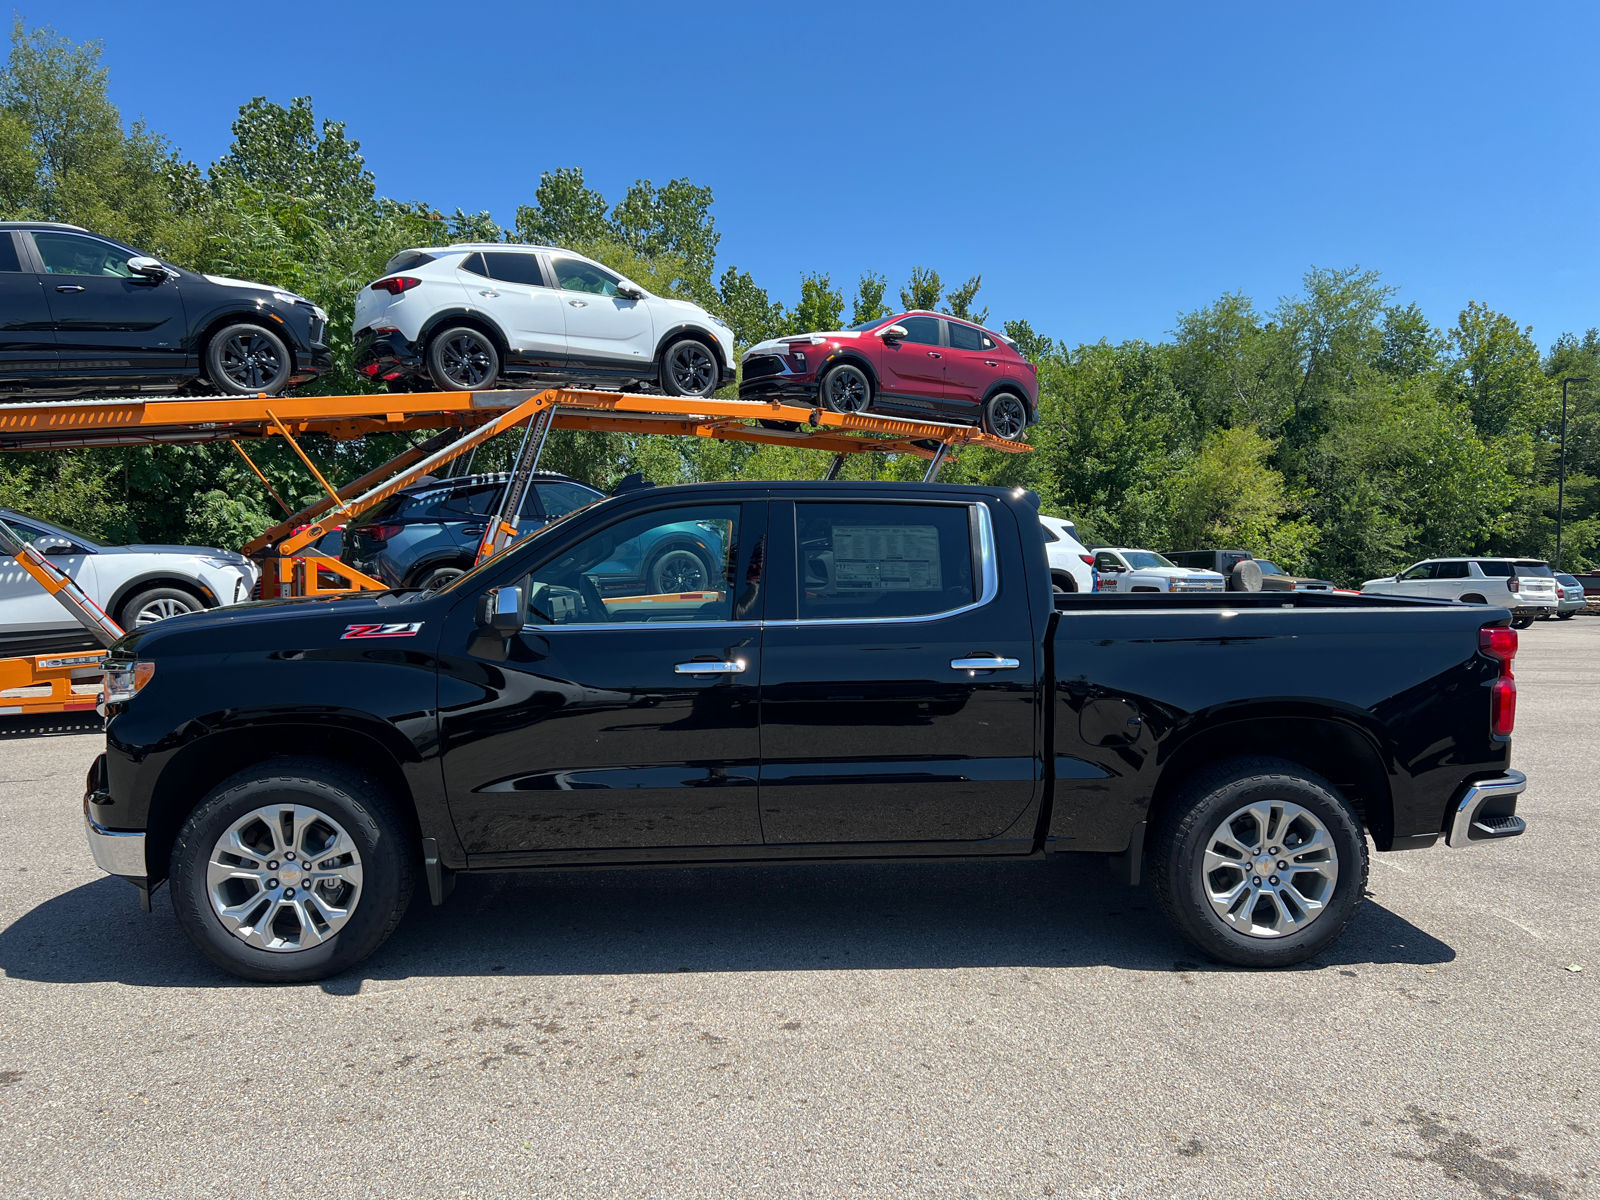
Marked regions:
[103,661,155,705]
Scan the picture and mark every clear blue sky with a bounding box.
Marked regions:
[25,0,1600,349]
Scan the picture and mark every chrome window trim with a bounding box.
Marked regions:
[523,619,761,632]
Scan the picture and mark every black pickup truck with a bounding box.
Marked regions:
[83,481,1528,982]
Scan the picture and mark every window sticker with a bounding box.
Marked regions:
[831,525,941,591]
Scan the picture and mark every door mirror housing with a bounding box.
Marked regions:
[127,256,168,281]
[40,538,82,555]
[476,585,525,636]
[616,282,645,300]
[880,324,909,342]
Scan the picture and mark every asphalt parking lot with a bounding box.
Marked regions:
[1,620,1596,1199]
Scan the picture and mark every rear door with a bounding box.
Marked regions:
[459,251,567,359]
[941,319,999,413]
[1429,560,1470,599]
[877,315,945,404]
[0,233,57,384]
[28,231,187,380]
[758,495,1042,852]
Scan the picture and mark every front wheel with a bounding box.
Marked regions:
[982,391,1029,441]
[169,758,415,983]
[118,586,204,629]
[649,546,716,593]
[660,338,720,398]
[428,326,500,391]
[1150,756,1367,968]
[207,323,292,396]
[819,363,872,415]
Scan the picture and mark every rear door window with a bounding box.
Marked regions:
[1434,561,1469,579]
[947,321,983,351]
[796,502,976,620]
[482,252,550,287]
[0,234,22,272]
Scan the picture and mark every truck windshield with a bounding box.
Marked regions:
[1124,551,1177,570]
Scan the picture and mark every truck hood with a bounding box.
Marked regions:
[110,589,418,655]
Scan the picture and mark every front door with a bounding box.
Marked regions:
[548,256,654,370]
[440,499,767,857]
[0,233,57,385]
[460,251,567,360]
[28,231,187,381]
[0,520,96,636]
[877,314,945,405]
[758,497,1041,851]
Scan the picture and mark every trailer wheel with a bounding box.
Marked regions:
[169,758,415,983]
[118,586,204,629]
[207,323,292,396]
[1150,756,1366,969]
[428,326,499,391]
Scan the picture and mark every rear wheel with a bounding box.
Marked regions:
[207,323,292,396]
[1513,610,1536,629]
[648,546,716,593]
[819,364,872,415]
[660,338,719,398]
[169,758,415,983]
[414,565,467,591]
[118,586,204,630]
[983,391,1029,441]
[1559,611,1576,620]
[1151,756,1366,968]
[428,326,499,391]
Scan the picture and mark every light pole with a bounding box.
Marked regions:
[1557,375,1589,572]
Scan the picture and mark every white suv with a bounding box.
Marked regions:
[1362,557,1560,627]
[353,244,736,397]
[1090,547,1227,593]
[0,509,258,653]
[1039,515,1096,593]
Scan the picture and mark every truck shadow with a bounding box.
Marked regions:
[0,856,1454,988]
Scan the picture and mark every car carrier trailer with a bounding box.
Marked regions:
[0,388,1030,715]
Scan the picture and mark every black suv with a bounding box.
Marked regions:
[342,472,603,589]
[0,221,331,399]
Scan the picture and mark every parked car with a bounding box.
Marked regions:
[87,480,1528,982]
[1039,515,1096,593]
[0,507,258,656]
[352,244,735,397]
[1166,549,1334,592]
[1090,547,1226,592]
[737,312,1038,441]
[0,221,330,400]
[1362,558,1559,628]
[342,472,604,589]
[1552,572,1587,619]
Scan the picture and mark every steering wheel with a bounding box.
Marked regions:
[577,573,609,623]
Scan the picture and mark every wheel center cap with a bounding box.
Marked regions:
[1254,855,1274,875]
[281,864,301,882]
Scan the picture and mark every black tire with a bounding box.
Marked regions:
[1052,573,1076,594]
[1150,756,1367,969]
[983,391,1029,441]
[206,323,292,396]
[1513,611,1535,629]
[647,544,717,593]
[117,586,205,630]
[428,326,500,391]
[757,419,802,432]
[413,564,468,591]
[1558,611,1576,620]
[1228,560,1263,592]
[169,758,415,983]
[819,363,872,415]
[659,337,720,398]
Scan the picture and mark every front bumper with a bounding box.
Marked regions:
[739,374,816,405]
[84,800,146,876]
[1445,770,1527,847]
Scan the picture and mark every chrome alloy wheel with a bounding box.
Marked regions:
[206,804,364,952]
[668,342,717,395]
[218,331,284,391]
[1200,800,1339,938]
[823,365,870,413]
[440,333,495,387]
[133,597,194,625]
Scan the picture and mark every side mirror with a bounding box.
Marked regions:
[616,283,644,300]
[881,324,909,341]
[476,585,524,636]
[41,539,82,555]
[127,256,168,281]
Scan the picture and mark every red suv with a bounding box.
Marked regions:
[737,311,1038,440]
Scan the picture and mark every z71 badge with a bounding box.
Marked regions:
[341,622,424,640]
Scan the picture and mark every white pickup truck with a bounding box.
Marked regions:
[1090,547,1226,593]
[1362,557,1559,628]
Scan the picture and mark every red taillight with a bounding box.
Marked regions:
[358,361,381,376]
[370,276,422,295]
[1480,625,1518,737]
[1506,577,1518,593]
[1079,554,1096,567]
[365,523,403,542]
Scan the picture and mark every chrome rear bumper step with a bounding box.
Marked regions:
[1447,770,1527,847]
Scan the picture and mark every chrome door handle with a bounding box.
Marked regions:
[984,360,998,366]
[55,285,85,293]
[951,656,1020,671]
[927,351,941,358]
[674,659,746,675]
[478,290,499,297]
[568,300,588,307]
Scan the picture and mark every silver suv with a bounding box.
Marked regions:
[1361,557,1559,627]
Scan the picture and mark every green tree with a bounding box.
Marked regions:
[513,166,608,245]
[900,265,941,312]
[790,272,843,334]
[718,266,787,347]
[608,176,719,297]
[850,272,889,327]
[1446,301,1553,438]
[943,274,987,325]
